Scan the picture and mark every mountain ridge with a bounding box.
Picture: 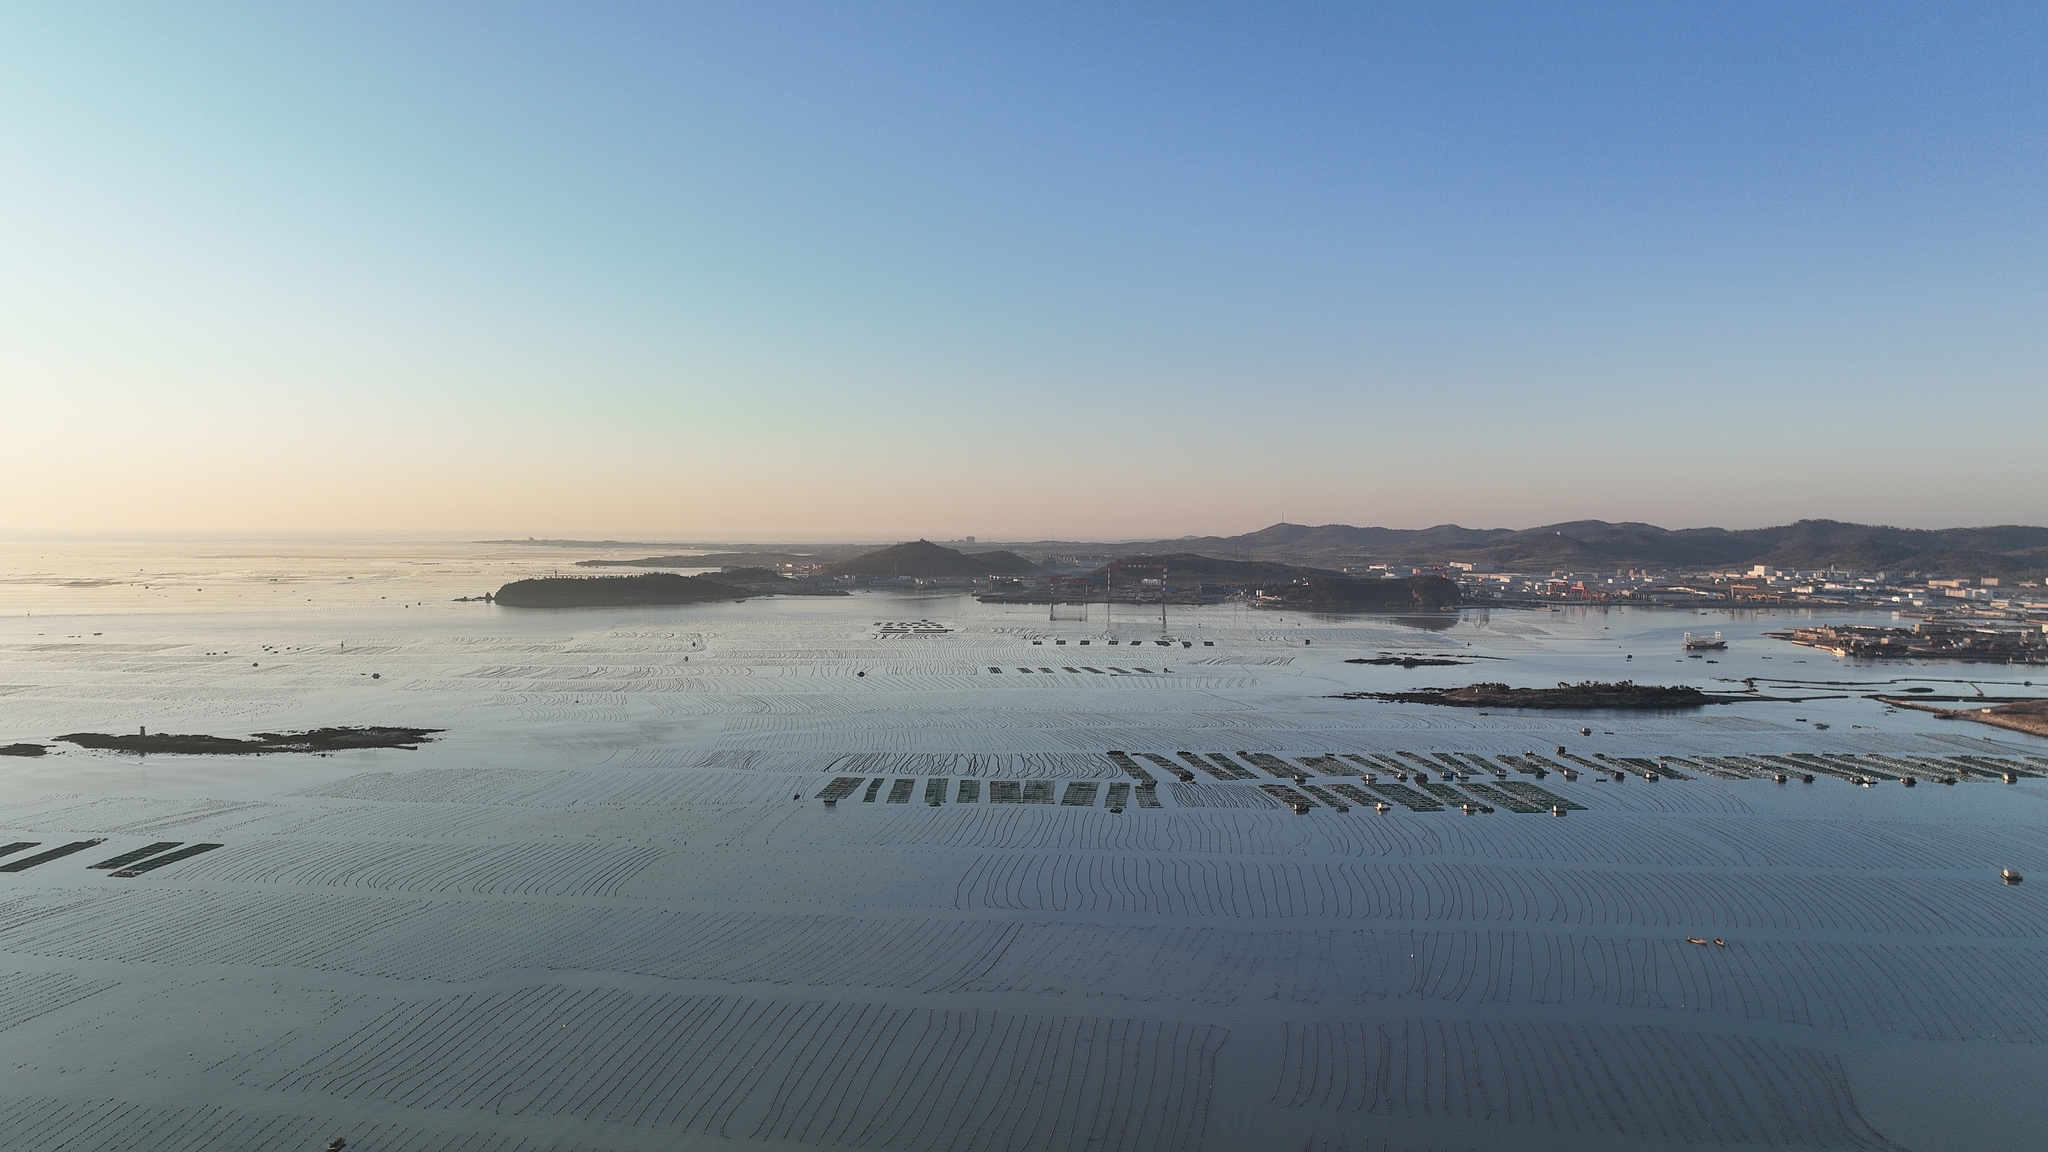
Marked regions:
[1103,519,2048,576]
[824,540,1040,578]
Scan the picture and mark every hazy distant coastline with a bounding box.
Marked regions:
[496,519,2048,580]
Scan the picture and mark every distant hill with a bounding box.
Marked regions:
[1119,523,1510,564]
[1114,520,2048,577]
[494,573,754,608]
[825,540,1039,578]
[1083,553,1340,584]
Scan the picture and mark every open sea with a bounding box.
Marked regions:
[2,540,2045,1152]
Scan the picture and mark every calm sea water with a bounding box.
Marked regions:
[1,541,2044,1152]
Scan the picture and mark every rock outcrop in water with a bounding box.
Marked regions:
[1340,680,1725,709]
[57,727,441,754]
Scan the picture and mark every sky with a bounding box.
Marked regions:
[1,2,2042,541]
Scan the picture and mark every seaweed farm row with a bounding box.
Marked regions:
[1272,1018,1898,1148]
[249,986,1223,1151]
[0,839,219,878]
[9,859,2046,985]
[812,747,2048,816]
[1108,747,2048,786]
[946,853,2048,930]
[818,775,1162,809]
[988,665,1177,675]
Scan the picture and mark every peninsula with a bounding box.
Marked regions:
[1876,695,2048,739]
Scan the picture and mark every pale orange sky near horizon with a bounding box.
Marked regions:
[1,390,2039,541]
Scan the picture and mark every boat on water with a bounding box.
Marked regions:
[1683,631,1728,650]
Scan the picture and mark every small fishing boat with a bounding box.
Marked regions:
[1687,937,1708,946]
[2003,868,2024,884]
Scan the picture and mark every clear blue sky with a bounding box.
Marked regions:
[2,2,2041,538]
